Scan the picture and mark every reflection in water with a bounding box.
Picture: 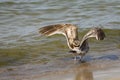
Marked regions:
[75,63,93,80]
[38,62,93,80]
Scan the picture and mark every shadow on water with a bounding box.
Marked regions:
[94,55,119,60]
[75,63,93,80]
[83,54,119,62]
[40,62,93,80]
[63,54,119,63]
[56,54,119,80]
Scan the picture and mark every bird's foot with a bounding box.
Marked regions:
[78,56,86,63]
[79,59,86,63]
[73,56,85,64]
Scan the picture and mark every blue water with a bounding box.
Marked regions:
[0,0,120,65]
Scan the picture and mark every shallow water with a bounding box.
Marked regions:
[0,0,120,80]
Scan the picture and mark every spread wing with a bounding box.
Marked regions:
[39,24,79,49]
[39,24,65,36]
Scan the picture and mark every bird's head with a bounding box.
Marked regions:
[84,27,105,40]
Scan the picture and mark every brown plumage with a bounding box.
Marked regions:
[39,24,80,50]
[39,24,105,61]
[39,24,64,36]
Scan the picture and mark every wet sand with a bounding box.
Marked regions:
[0,49,120,80]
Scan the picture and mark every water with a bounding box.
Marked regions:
[0,0,120,80]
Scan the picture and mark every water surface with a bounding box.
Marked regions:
[0,0,120,80]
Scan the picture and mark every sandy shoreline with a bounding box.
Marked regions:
[0,65,120,80]
[0,49,120,80]
[1,61,120,80]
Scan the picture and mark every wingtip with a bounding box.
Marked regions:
[38,24,61,36]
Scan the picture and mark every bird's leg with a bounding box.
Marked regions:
[78,55,84,63]
[71,53,78,61]
[69,50,78,61]
[74,56,77,61]
[78,55,82,61]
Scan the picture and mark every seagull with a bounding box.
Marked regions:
[39,24,105,61]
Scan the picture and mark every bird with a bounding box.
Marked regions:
[39,24,105,61]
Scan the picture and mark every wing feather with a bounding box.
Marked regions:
[39,24,65,36]
[39,24,79,50]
